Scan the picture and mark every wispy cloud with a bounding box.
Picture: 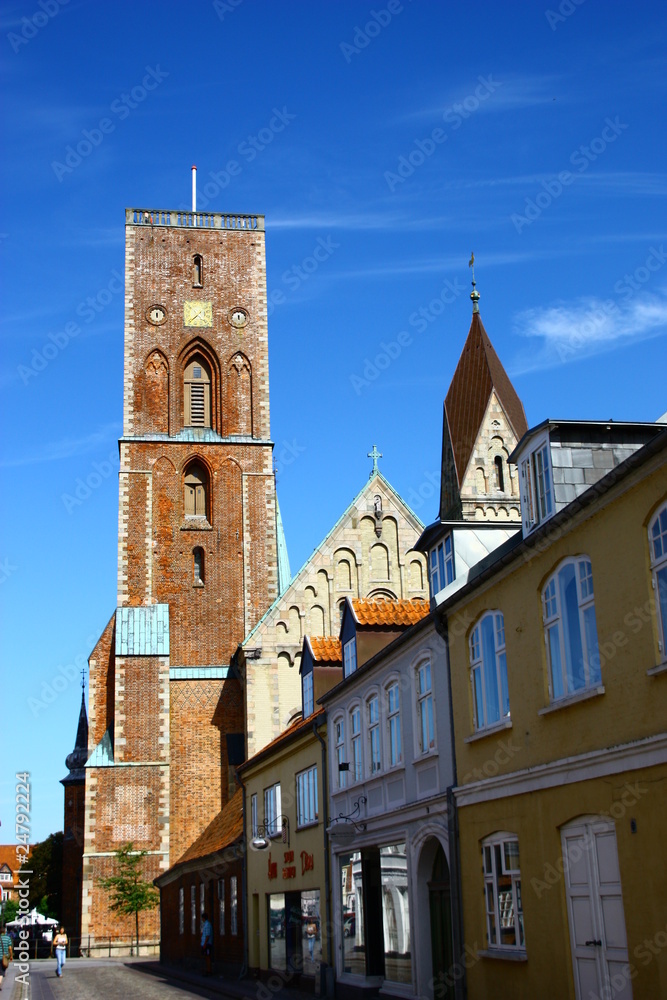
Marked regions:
[1,424,121,469]
[510,290,667,375]
[397,73,566,123]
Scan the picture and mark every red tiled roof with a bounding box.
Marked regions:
[445,312,528,485]
[307,636,341,663]
[0,845,32,891]
[351,598,429,627]
[174,788,243,867]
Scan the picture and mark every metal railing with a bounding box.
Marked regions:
[126,209,264,231]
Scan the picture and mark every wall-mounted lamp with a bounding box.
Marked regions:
[251,817,290,851]
[328,796,367,845]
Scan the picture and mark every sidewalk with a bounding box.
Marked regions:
[138,960,320,1000]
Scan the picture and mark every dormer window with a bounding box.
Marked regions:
[302,671,314,716]
[343,638,357,678]
[519,438,553,534]
[193,254,203,287]
[429,534,454,597]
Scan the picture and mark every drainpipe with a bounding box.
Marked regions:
[312,717,332,994]
[434,614,467,1000]
[236,769,249,980]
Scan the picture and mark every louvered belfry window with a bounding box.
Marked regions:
[184,357,211,427]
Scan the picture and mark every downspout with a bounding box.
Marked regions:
[434,614,467,1000]
[313,717,332,988]
[236,769,249,980]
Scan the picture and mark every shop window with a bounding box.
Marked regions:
[179,887,184,934]
[230,876,238,935]
[218,878,225,935]
[190,884,196,934]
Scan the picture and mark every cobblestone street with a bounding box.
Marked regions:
[6,959,234,1000]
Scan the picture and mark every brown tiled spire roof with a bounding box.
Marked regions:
[444,311,528,488]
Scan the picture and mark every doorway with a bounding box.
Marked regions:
[428,844,454,1000]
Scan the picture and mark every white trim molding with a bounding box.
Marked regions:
[455,731,667,808]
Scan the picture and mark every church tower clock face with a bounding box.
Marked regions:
[147,304,167,325]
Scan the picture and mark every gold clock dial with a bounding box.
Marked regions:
[184,301,213,327]
[147,304,167,325]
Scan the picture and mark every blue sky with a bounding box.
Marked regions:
[1,0,665,843]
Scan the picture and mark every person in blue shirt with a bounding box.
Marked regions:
[200,912,213,976]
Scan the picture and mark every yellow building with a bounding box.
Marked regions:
[440,424,667,1000]
[239,706,332,991]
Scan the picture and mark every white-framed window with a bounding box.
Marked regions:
[218,878,225,935]
[368,695,381,774]
[264,782,282,837]
[350,706,362,781]
[429,534,454,596]
[344,638,357,677]
[543,557,601,700]
[251,793,258,838]
[520,439,554,533]
[179,886,184,935]
[470,612,510,730]
[302,671,314,716]
[387,681,402,767]
[230,876,238,935]
[335,716,347,788]
[416,660,435,753]
[297,765,318,826]
[649,502,667,658]
[482,834,525,951]
[190,884,196,934]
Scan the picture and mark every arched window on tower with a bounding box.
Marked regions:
[184,357,211,427]
[193,547,205,585]
[184,461,209,519]
[193,254,203,287]
[494,455,505,492]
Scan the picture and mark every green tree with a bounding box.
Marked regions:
[1,900,19,923]
[28,833,63,918]
[98,843,159,953]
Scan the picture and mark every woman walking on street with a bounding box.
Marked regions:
[53,926,68,978]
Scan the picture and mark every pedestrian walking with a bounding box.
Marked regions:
[200,912,213,976]
[52,926,68,977]
[0,924,13,991]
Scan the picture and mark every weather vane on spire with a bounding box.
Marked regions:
[81,666,86,692]
[468,251,480,314]
[368,444,382,478]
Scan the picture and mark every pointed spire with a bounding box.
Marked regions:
[62,686,89,784]
[468,251,480,314]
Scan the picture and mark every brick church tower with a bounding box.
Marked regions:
[80,206,278,952]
